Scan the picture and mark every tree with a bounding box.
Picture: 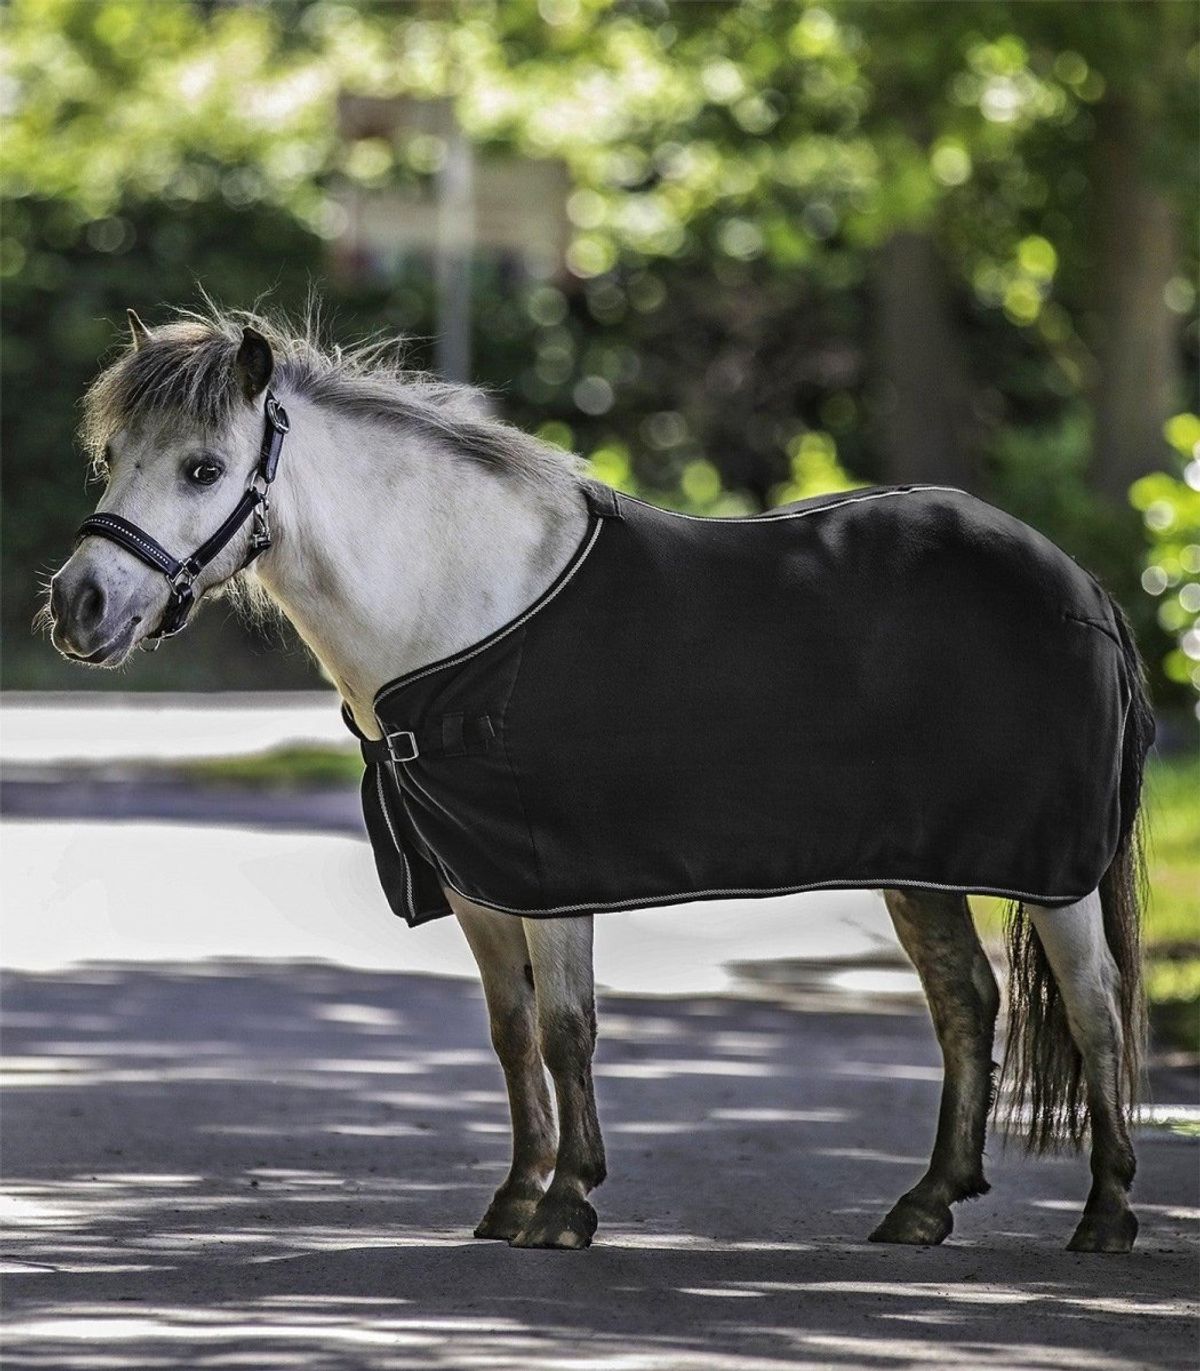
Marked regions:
[3,0,1196,701]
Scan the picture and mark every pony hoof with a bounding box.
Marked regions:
[510,1194,597,1250]
[869,1197,953,1246]
[1067,1208,1138,1253]
[473,1184,544,1241]
[474,1200,539,1242]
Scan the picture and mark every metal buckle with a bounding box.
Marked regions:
[386,730,419,764]
[247,495,271,557]
[264,395,290,433]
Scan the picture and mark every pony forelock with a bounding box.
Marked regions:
[81,299,581,485]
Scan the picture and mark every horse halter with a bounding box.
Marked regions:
[75,391,290,645]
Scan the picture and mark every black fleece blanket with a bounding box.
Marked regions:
[348,483,1139,927]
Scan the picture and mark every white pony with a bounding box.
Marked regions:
[49,308,1148,1253]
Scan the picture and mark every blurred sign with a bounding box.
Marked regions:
[332,94,570,284]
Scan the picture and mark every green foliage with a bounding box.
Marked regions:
[1,0,341,227]
[1142,750,1200,949]
[3,0,1198,700]
[986,409,1160,645]
[772,430,862,506]
[1132,417,1200,700]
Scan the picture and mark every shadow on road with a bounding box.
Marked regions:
[2,962,1196,1369]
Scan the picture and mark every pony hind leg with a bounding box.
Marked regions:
[453,897,557,1240]
[510,914,606,1250]
[870,889,1000,1246]
[1025,893,1139,1252]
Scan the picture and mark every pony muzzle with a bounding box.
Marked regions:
[48,551,162,665]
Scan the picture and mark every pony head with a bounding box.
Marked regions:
[49,310,276,664]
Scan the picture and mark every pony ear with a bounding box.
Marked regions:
[236,326,274,400]
[126,308,150,351]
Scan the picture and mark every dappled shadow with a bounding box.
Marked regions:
[1,962,1196,1370]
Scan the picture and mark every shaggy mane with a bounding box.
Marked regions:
[82,302,581,485]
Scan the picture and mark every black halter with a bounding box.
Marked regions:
[76,392,290,644]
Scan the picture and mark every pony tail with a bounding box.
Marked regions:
[999,899,1087,1151]
[998,595,1153,1152]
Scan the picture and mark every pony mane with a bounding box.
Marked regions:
[81,301,581,486]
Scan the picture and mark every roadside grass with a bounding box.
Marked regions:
[184,744,363,788]
[1142,751,1200,947]
[1140,751,1200,1055]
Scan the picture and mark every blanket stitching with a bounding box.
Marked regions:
[374,485,959,710]
[437,873,1094,919]
[616,484,958,523]
[375,764,415,920]
[375,516,604,707]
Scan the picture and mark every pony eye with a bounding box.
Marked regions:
[187,459,223,487]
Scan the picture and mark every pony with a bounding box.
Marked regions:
[47,306,1150,1253]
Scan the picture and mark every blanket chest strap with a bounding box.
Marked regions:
[356,713,496,766]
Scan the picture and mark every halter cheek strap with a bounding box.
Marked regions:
[76,391,290,644]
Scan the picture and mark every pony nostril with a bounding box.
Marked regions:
[49,576,69,625]
[74,577,107,632]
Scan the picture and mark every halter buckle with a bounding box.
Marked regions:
[264,395,290,434]
[169,563,197,592]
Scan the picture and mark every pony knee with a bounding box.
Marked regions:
[489,1000,540,1069]
[538,1003,597,1082]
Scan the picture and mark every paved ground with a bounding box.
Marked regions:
[1,689,1196,1370]
[2,960,1196,1370]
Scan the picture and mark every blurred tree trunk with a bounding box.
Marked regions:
[869,230,978,490]
[1088,96,1180,499]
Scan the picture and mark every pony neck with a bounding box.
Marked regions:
[251,393,589,738]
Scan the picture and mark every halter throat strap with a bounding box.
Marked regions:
[76,391,290,643]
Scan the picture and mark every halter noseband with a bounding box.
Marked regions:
[76,391,290,645]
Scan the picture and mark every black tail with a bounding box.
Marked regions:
[999,598,1153,1151]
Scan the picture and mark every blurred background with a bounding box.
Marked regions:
[3,0,1199,701]
[1,8,1197,1358]
[1,3,1197,1059]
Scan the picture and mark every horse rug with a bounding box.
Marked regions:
[346,483,1141,927]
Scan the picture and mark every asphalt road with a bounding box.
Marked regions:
[2,960,1196,1371]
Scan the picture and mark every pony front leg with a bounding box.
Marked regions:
[510,914,606,1250]
[453,896,557,1240]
